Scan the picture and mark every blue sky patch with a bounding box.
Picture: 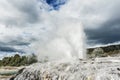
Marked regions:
[46,0,67,10]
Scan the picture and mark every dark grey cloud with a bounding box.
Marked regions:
[0,40,31,53]
[85,17,120,45]
[0,41,30,46]
[0,0,43,26]
[7,0,40,23]
[0,46,24,53]
[77,0,120,46]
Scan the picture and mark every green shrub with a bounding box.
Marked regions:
[0,54,38,67]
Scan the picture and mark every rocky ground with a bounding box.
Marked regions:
[2,44,120,80]
[11,57,120,80]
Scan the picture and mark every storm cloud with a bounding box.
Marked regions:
[86,17,120,45]
[76,0,120,46]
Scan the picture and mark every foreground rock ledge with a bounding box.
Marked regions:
[11,57,120,80]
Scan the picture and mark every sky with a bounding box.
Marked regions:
[0,0,120,58]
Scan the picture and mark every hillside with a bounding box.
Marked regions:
[87,44,120,58]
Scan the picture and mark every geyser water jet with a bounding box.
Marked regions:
[34,17,86,61]
[32,0,86,61]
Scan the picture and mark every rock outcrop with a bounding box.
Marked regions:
[11,58,120,80]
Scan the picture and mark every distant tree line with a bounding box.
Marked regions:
[88,44,120,54]
[87,44,120,58]
[0,54,38,67]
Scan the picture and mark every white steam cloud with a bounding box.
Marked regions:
[30,0,86,61]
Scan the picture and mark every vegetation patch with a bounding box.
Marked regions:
[0,54,38,67]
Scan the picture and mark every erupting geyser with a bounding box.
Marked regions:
[10,0,120,80]
[35,17,86,61]
[32,0,86,61]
